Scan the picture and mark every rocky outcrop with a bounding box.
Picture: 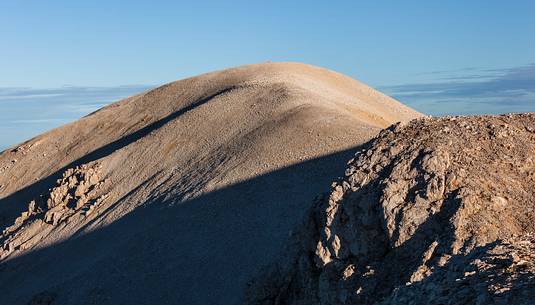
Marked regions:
[1,163,108,259]
[247,114,535,305]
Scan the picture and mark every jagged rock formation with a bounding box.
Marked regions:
[1,163,108,259]
[0,62,420,305]
[247,114,535,305]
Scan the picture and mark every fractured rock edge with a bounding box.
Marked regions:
[246,113,535,305]
[1,162,110,260]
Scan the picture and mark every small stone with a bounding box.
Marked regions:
[315,241,332,267]
[491,196,507,210]
[516,260,529,267]
[28,200,38,213]
[343,264,355,280]
[464,271,476,277]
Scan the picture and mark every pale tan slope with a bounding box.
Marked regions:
[0,62,417,197]
[0,62,421,305]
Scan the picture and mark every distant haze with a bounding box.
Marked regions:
[2,61,534,149]
[1,1,534,148]
[0,85,152,150]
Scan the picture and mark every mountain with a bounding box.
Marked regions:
[247,114,535,305]
[0,62,421,305]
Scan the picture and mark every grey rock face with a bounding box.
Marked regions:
[247,114,535,305]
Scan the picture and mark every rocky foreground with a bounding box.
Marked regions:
[247,114,535,305]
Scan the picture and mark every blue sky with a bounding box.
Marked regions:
[1,1,534,149]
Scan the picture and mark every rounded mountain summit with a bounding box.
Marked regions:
[0,62,421,305]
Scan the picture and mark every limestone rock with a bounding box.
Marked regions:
[247,114,535,305]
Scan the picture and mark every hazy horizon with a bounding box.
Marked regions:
[1,1,534,149]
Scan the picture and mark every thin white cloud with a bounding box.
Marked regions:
[0,85,152,101]
[0,84,153,149]
[9,118,70,124]
[381,63,535,115]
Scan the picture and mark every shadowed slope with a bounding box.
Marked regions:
[2,149,357,305]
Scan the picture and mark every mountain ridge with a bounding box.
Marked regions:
[0,62,421,305]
